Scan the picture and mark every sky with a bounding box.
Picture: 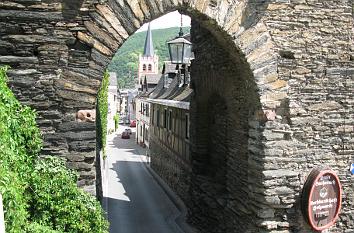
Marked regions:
[137,11,191,32]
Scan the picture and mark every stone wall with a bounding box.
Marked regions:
[256,1,354,232]
[150,1,353,231]
[188,21,261,233]
[0,0,106,195]
[0,0,352,232]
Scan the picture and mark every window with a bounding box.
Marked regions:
[148,64,152,71]
[151,105,154,125]
[179,74,184,87]
[164,74,169,88]
[146,104,150,117]
[143,125,145,142]
[168,110,172,131]
[143,64,146,71]
[185,113,190,139]
[174,112,178,133]
[145,128,149,142]
[156,109,160,127]
[164,109,167,128]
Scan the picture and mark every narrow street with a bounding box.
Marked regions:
[104,125,184,233]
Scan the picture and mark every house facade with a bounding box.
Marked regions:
[118,89,136,124]
[148,100,190,158]
[107,72,119,132]
[135,96,150,147]
[147,60,193,194]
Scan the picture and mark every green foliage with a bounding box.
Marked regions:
[97,71,109,157]
[0,66,42,172]
[26,222,61,233]
[0,65,40,232]
[113,113,119,131]
[0,163,28,233]
[0,66,109,233]
[108,26,190,88]
[28,157,109,233]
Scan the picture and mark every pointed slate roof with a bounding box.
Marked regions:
[143,23,154,57]
[149,77,165,99]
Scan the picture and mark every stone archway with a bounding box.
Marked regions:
[0,0,353,232]
[186,20,264,232]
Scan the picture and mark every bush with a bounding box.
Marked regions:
[0,66,42,172]
[97,71,109,157]
[28,157,108,233]
[26,222,61,233]
[0,65,38,232]
[0,163,28,233]
[0,66,109,232]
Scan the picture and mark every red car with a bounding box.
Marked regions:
[130,120,136,128]
[121,131,130,139]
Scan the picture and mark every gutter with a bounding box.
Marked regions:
[146,98,190,110]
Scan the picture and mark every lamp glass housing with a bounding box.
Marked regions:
[167,37,192,64]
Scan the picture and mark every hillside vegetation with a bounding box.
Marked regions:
[108,26,190,89]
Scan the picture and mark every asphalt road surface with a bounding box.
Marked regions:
[104,126,184,233]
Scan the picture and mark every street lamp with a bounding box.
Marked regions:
[167,14,193,64]
[167,37,192,64]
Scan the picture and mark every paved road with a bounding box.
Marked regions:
[104,125,183,233]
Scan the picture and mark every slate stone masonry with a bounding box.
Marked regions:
[0,0,105,196]
[188,21,261,233]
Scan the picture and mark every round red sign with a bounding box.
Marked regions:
[302,168,342,231]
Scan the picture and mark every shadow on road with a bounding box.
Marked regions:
[105,126,180,233]
[107,132,140,152]
[107,160,179,233]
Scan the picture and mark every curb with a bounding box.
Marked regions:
[144,163,196,233]
[134,146,197,233]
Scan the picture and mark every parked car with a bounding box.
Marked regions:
[121,131,130,139]
[125,128,132,135]
[130,120,136,127]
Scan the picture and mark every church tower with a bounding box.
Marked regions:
[137,23,159,90]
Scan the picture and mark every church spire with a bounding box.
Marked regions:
[143,23,154,57]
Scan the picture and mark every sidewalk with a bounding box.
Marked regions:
[133,138,196,233]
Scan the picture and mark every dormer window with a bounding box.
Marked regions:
[148,64,152,71]
[164,74,171,88]
[143,64,146,71]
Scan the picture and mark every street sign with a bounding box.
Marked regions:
[0,194,5,233]
[350,164,354,175]
[302,168,342,232]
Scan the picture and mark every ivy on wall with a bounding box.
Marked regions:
[96,71,109,158]
[0,66,109,232]
[113,113,119,132]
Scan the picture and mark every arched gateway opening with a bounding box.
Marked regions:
[5,1,353,233]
